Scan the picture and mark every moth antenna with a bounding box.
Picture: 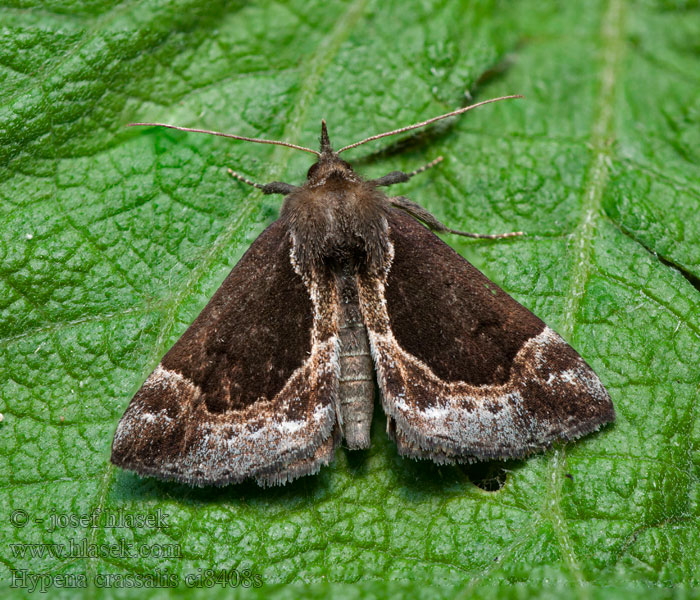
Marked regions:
[336,95,523,154]
[126,122,321,156]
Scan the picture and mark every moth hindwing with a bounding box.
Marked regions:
[112,100,614,486]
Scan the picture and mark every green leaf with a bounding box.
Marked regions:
[1,0,699,597]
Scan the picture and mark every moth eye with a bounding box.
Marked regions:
[307,163,320,179]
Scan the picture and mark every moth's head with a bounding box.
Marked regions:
[305,121,357,187]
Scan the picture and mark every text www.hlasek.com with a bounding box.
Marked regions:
[10,538,180,559]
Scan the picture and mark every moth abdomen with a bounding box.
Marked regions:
[337,266,374,449]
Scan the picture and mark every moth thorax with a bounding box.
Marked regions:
[323,234,391,279]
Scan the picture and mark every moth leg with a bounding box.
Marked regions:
[227,168,299,195]
[370,156,444,187]
[389,195,523,240]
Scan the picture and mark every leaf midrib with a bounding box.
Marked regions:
[546,0,627,590]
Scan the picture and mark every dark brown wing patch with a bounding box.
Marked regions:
[358,209,614,462]
[384,211,544,386]
[111,220,341,486]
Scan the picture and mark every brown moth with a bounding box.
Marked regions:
[111,96,614,486]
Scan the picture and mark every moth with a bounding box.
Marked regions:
[111,96,615,487]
